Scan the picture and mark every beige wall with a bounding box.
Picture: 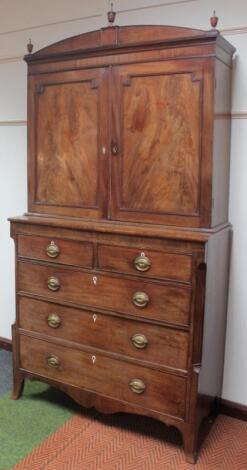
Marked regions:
[0,0,246,405]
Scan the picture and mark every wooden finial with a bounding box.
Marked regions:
[27,39,33,54]
[107,2,116,25]
[210,10,219,29]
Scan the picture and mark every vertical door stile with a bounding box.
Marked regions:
[100,67,110,220]
[110,66,122,220]
[107,65,113,220]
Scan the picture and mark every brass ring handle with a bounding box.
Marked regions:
[129,378,146,394]
[134,254,151,272]
[46,241,60,258]
[47,276,61,292]
[131,333,148,349]
[47,313,61,329]
[132,291,149,308]
[47,355,60,368]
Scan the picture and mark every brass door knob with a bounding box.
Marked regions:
[131,333,148,349]
[47,313,61,328]
[134,254,151,272]
[132,291,149,308]
[46,241,60,258]
[129,378,146,394]
[47,276,61,291]
[47,355,60,368]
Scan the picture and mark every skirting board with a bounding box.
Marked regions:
[0,336,12,351]
[0,337,246,422]
[220,399,247,422]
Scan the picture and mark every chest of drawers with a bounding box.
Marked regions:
[10,219,230,463]
[10,23,234,463]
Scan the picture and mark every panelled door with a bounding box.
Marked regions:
[110,61,206,227]
[28,68,109,219]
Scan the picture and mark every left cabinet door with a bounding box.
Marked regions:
[28,68,109,219]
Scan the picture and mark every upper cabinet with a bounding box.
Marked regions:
[26,25,235,228]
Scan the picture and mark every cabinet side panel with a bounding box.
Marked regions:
[212,59,232,227]
[198,229,231,398]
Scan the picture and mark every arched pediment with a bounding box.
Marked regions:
[25,24,225,63]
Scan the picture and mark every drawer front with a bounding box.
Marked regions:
[98,244,192,283]
[18,262,191,326]
[18,235,93,268]
[19,297,189,370]
[20,335,187,418]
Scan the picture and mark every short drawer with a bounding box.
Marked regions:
[98,244,192,283]
[18,262,191,327]
[17,235,93,268]
[19,297,189,370]
[20,335,187,418]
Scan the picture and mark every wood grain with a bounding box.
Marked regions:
[18,296,189,371]
[18,261,192,327]
[10,23,235,465]
[121,71,201,214]
[25,25,235,64]
[18,234,93,268]
[97,243,192,283]
[10,216,231,243]
[36,80,98,207]
[20,334,187,419]
[28,68,109,219]
[111,61,208,227]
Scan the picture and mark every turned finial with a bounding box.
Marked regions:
[27,38,34,54]
[210,10,219,29]
[107,2,116,25]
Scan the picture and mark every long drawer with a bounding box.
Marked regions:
[20,335,187,418]
[18,262,191,327]
[19,297,189,370]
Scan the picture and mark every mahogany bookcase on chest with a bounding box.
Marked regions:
[9,25,235,463]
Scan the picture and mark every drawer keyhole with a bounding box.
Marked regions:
[92,355,96,364]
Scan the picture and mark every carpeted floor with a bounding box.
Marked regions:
[0,350,12,396]
[0,376,78,469]
[12,410,247,470]
[1,351,247,470]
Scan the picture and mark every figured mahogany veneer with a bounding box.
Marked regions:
[18,261,191,327]
[20,335,187,418]
[10,24,235,464]
[97,244,192,283]
[18,297,189,371]
[18,234,93,268]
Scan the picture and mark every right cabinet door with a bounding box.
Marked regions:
[111,60,210,227]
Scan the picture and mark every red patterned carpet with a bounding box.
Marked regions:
[12,412,247,470]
